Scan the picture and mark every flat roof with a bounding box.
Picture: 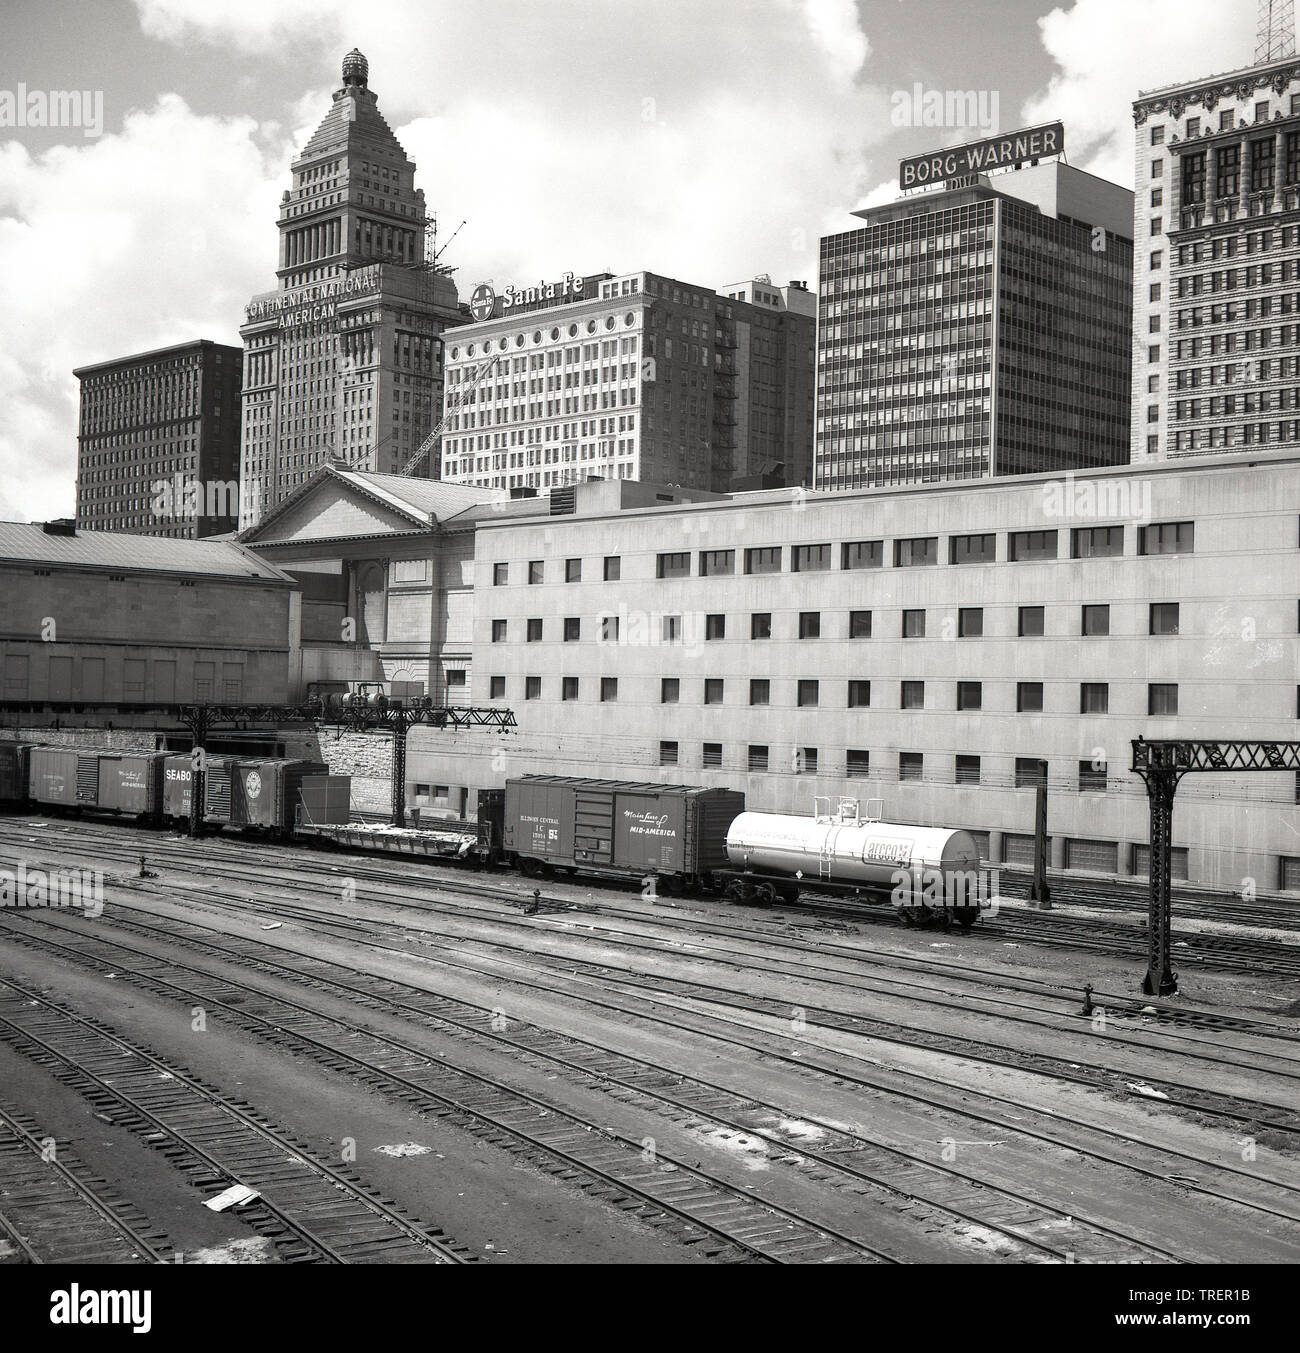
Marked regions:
[476,447,1300,528]
[73,338,241,378]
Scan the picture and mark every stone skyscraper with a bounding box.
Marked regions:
[238,50,462,529]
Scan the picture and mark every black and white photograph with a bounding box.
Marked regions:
[0,0,1296,1329]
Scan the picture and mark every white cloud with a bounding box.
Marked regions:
[1022,0,1251,185]
[135,0,350,49]
[796,0,871,86]
[0,97,290,521]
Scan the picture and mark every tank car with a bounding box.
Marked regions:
[721,808,984,925]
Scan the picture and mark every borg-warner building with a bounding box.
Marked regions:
[816,160,1134,489]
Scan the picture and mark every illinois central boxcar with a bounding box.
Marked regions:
[500,775,745,888]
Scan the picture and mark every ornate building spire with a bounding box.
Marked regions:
[341,48,369,89]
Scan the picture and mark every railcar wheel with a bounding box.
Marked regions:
[519,857,544,878]
[753,882,778,908]
[955,910,978,929]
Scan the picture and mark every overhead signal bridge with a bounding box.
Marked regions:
[1131,738,1300,996]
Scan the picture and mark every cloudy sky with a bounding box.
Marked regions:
[0,0,1257,521]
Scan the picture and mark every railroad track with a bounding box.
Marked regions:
[0,922,886,1265]
[5,902,1294,1261]
[8,820,1300,1035]
[0,976,473,1265]
[0,1100,171,1264]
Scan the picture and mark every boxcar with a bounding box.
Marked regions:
[0,743,30,807]
[28,747,101,808]
[162,754,195,821]
[501,775,745,887]
[96,752,167,818]
[204,759,330,832]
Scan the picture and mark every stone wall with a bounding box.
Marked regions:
[315,728,393,815]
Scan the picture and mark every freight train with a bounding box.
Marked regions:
[0,743,348,836]
[0,745,986,924]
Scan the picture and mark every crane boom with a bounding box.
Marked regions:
[399,354,501,478]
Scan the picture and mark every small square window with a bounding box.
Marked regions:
[659,740,678,766]
[849,609,872,638]
[797,679,819,708]
[562,677,579,701]
[704,678,724,705]
[1082,604,1110,636]
[1081,683,1109,714]
[847,680,871,708]
[957,681,982,711]
[526,618,543,642]
[490,675,505,699]
[601,677,619,702]
[899,752,923,782]
[846,750,870,779]
[750,679,770,706]
[751,612,772,639]
[493,562,508,586]
[528,560,543,584]
[1017,682,1044,712]
[799,612,821,639]
[491,619,507,642]
[565,558,582,582]
[525,676,541,700]
[902,609,925,638]
[603,555,621,581]
[747,745,768,772]
[601,615,620,642]
[1019,606,1045,637]
[958,607,983,637]
[702,742,723,768]
[1015,758,1046,789]
[901,680,924,710]
[955,754,981,786]
[1150,602,1180,635]
[706,614,726,640]
[564,616,581,641]
[1148,683,1178,715]
[661,678,680,703]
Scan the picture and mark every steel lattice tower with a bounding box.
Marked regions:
[1257,0,1297,62]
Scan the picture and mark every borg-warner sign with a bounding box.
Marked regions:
[899,121,1064,190]
[244,264,382,324]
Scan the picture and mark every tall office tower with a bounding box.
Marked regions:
[238,49,462,530]
[438,270,815,493]
[74,339,242,538]
[1132,52,1300,459]
[815,159,1134,489]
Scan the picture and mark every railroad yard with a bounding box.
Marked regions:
[0,814,1298,1269]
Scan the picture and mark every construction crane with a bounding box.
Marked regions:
[398,354,502,478]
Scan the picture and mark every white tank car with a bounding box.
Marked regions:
[724,812,980,893]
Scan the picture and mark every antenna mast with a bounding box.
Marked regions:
[1257,0,1297,62]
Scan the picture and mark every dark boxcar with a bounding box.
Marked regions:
[503,776,744,880]
[205,759,329,830]
[29,748,101,807]
[162,755,195,820]
[0,743,30,806]
[97,752,166,817]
